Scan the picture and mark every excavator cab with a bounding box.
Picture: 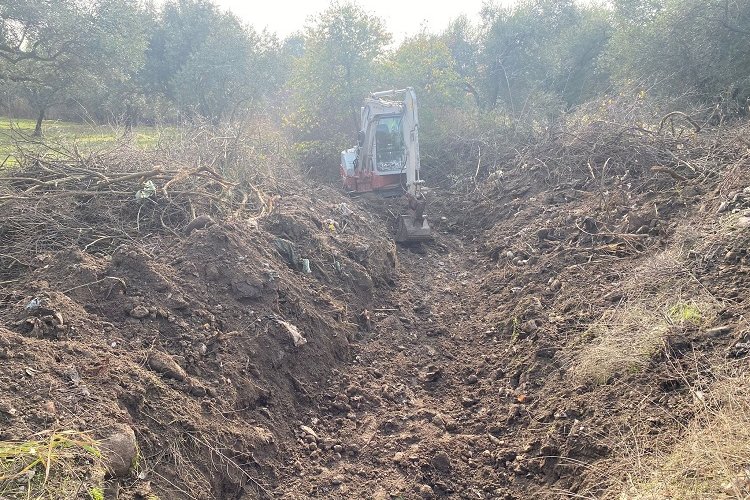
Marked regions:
[374,116,405,170]
[340,88,432,243]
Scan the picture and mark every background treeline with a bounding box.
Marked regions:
[1,0,749,171]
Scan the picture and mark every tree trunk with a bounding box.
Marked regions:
[124,104,135,134]
[33,108,45,137]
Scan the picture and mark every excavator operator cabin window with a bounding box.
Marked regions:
[375,116,405,172]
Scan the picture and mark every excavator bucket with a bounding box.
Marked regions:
[395,215,432,243]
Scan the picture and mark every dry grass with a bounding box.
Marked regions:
[570,249,720,385]
[0,430,104,499]
[0,121,295,283]
[617,366,750,499]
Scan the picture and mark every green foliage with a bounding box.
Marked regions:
[510,317,521,344]
[384,32,469,142]
[89,487,105,500]
[0,431,104,498]
[606,0,750,113]
[475,0,612,119]
[145,0,281,123]
[3,0,750,148]
[0,115,164,168]
[291,137,349,180]
[285,1,390,140]
[667,302,703,324]
[0,0,149,134]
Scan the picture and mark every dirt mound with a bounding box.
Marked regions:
[0,150,396,498]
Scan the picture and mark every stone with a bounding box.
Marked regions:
[300,425,318,440]
[521,320,539,334]
[431,414,446,429]
[444,416,458,432]
[101,425,137,478]
[705,325,732,337]
[129,305,150,319]
[419,484,434,498]
[146,351,187,381]
[461,396,479,407]
[431,451,451,472]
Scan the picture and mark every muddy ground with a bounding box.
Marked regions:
[2,125,750,499]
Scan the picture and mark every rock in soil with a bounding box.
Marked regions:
[129,305,150,319]
[101,425,137,478]
[146,351,187,381]
[431,451,452,472]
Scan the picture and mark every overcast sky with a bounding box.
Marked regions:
[210,0,498,40]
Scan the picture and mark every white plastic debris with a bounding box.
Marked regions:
[277,320,307,347]
[135,180,157,200]
[25,297,41,311]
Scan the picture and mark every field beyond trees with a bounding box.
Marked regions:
[1,1,750,499]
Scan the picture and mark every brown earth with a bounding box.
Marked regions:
[2,124,750,499]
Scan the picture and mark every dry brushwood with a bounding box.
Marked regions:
[0,127,291,282]
[658,111,702,135]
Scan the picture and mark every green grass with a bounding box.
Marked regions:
[667,301,703,324]
[0,116,165,167]
[0,430,104,499]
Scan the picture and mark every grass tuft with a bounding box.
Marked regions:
[0,430,104,499]
[570,250,719,385]
[667,302,703,324]
[619,367,750,499]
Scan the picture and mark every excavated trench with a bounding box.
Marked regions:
[274,217,512,498]
[274,164,750,499]
[3,135,750,500]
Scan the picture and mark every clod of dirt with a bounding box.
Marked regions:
[419,365,442,383]
[184,214,215,234]
[431,414,446,429]
[431,450,452,472]
[728,340,750,358]
[129,305,150,319]
[419,484,435,498]
[42,400,56,414]
[461,396,480,407]
[101,425,137,478]
[146,351,187,381]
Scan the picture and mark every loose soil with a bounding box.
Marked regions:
[2,126,750,499]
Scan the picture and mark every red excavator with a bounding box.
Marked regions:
[340,88,432,243]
